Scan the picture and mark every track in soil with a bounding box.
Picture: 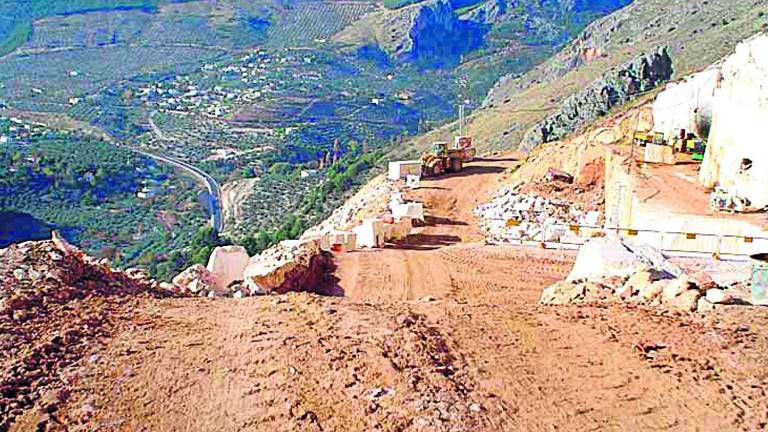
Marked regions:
[10,156,768,431]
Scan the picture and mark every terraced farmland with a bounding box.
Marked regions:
[0,46,223,110]
[22,10,152,50]
[268,1,376,46]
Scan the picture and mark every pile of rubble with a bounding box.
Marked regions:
[0,233,166,429]
[306,175,398,234]
[519,162,605,214]
[0,232,165,317]
[171,242,333,298]
[474,184,601,244]
[540,237,737,313]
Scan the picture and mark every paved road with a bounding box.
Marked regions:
[138,112,224,233]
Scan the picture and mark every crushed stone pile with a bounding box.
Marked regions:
[519,160,605,214]
[305,175,398,236]
[0,234,168,430]
[474,185,601,244]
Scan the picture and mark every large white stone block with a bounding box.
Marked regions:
[388,160,422,181]
[353,219,385,248]
[206,245,250,294]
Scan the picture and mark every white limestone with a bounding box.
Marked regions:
[206,245,250,293]
[700,34,768,208]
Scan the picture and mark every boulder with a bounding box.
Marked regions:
[639,280,667,303]
[172,264,214,295]
[206,245,250,294]
[598,275,629,291]
[540,281,585,305]
[244,259,299,295]
[669,289,702,312]
[124,268,151,281]
[243,240,329,295]
[567,237,645,282]
[615,283,634,301]
[661,276,694,303]
[705,288,733,305]
[622,269,655,300]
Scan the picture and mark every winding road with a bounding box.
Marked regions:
[143,112,224,233]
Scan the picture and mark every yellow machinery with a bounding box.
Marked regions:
[421,142,468,176]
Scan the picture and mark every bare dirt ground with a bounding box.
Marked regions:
[6,157,768,432]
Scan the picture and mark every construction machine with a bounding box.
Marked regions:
[421,141,470,177]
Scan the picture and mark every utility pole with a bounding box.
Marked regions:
[459,103,465,138]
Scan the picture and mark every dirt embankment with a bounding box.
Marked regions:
[2,156,768,431]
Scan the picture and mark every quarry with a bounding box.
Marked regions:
[2,10,768,432]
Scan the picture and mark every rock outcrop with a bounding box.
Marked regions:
[700,33,768,209]
[520,47,674,151]
[407,0,486,67]
[243,239,333,295]
[652,67,719,140]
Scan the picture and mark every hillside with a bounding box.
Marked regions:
[387,0,768,159]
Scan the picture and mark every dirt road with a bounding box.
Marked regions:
[9,157,768,431]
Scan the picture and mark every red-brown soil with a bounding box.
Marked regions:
[3,157,767,432]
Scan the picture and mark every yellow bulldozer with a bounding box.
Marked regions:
[421,138,475,177]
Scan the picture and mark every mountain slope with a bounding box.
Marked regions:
[388,0,768,158]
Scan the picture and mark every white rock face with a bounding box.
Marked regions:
[206,245,250,294]
[700,34,768,208]
[652,68,719,140]
[566,237,646,282]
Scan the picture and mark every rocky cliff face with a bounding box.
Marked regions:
[335,0,633,68]
[519,46,673,151]
[700,33,768,209]
[406,0,487,67]
[484,0,768,112]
